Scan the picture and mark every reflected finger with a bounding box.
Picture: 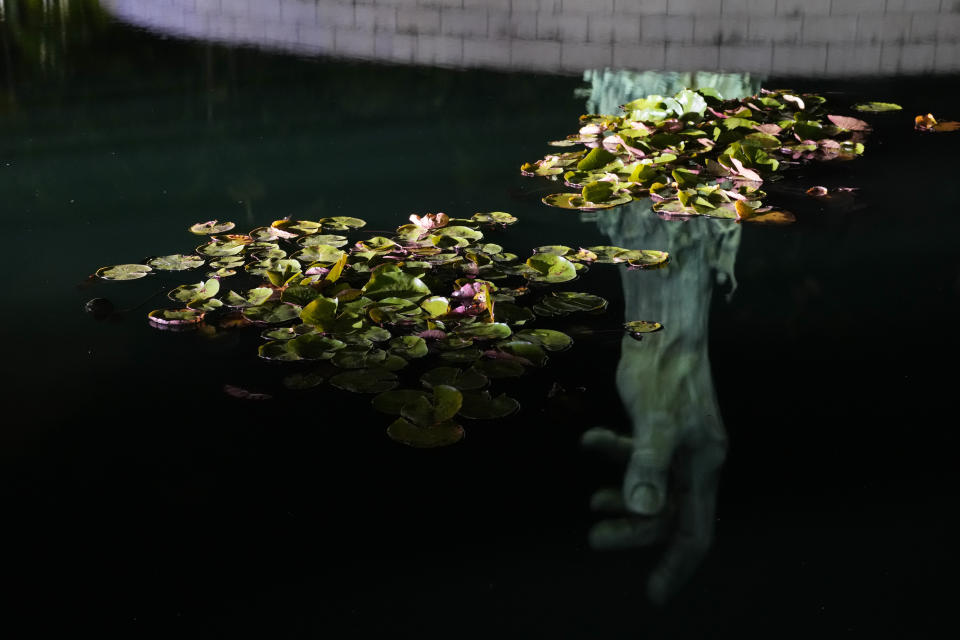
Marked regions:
[589,516,669,551]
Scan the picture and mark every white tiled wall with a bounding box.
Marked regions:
[102,0,960,76]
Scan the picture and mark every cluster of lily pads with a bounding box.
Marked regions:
[522,87,886,220]
[96,212,666,447]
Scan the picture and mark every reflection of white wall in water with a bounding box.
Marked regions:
[582,69,761,117]
[102,0,960,76]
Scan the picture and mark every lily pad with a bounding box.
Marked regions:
[515,329,572,351]
[168,279,220,303]
[852,102,901,113]
[458,391,520,420]
[471,211,517,225]
[330,367,398,393]
[454,322,512,341]
[97,264,152,281]
[388,335,429,359]
[372,389,431,415]
[420,366,489,391]
[298,234,348,248]
[386,417,464,448]
[147,308,202,326]
[472,359,525,378]
[282,370,328,390]
[148,254,205,271]
[321,216,367,231]
[243,302,302,324]
[362,264,432,300]
[225,287,274,308]
[190,220,236,235]
[625,320,663,334]
[525,253,578,283]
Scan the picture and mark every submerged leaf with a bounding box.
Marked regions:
[330,368,397,393]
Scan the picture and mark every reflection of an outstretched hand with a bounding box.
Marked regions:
[582,421,726,604]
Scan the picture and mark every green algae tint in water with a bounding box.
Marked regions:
[2,4,960,637]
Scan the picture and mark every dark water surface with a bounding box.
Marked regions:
[2,5,959,638]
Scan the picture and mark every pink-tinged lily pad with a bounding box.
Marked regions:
[827,115,871,131]
[147,308,203,326]
[190,220,235,235]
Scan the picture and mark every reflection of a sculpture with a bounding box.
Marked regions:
[584,198,738,605]
[579,70,748,604]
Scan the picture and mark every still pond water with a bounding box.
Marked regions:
[1,2,958,636]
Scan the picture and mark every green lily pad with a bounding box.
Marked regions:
[454,322,512,341]
[439,348,483,365]
[577,147,617,171]
[148,254,205,271]
[420,366,489,391]
[243,302,302,324]
[332,346,387,369]
[298,234,349,248]
[97,264,152,281]
[168,279,220,303]
[388,335,429,359]
[525,253,577,283]
[330,367,398,393]
[281,285,321,307]
[626,250,670,268]
[362,264,432,300]
[471,211,517,225]
[400,385,462,426]
[386,417,464,448]
[458,391,520,420]
[282,370,328,390]
[515,329,572,351]
[372,389,430,415]
[147,308,203,326]
[225,287,274,308]
[472,359,525,378]
[261,325,315,341]
[625,320,663,335]
[299,295,338,329]
[321,216,367,231]
[292,244,345,264]
[496,340,547,367]
[197,240,246,257]
[491,302,534,326]
[190,220,235,235]
[852,102,901,113]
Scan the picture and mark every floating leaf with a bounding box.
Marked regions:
[223,384,272,400]
[362,264,432,300]
[577,147,617,171]
[243,302,302,324]
[853,102,901,113]
[372,389,430,415]
[97,264,152,281]
[300,296,338,329]
[332,347,387,369]
[525,253,577,283]
[515,329,572,351]
[496,340,548,367]
[624,321,663,334]
[386,417,463,448]
[148,254,204,271]
[454,322,512,341]
[458,391,519,420]
[827,115,871,132]
[420,366,488,391]
[282,370,327,390]
[225,287,274,308]
[321,216,367,231]
[472,359,525,378]
[626,250,669,268]
[190,220,235,235]
[471,211,517,225]
[299,234,348,248]
[147,308,202,326]
[330,368,397,393]
[388,335,429,359]
[168,279,219,303]
[197,240,246,257]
